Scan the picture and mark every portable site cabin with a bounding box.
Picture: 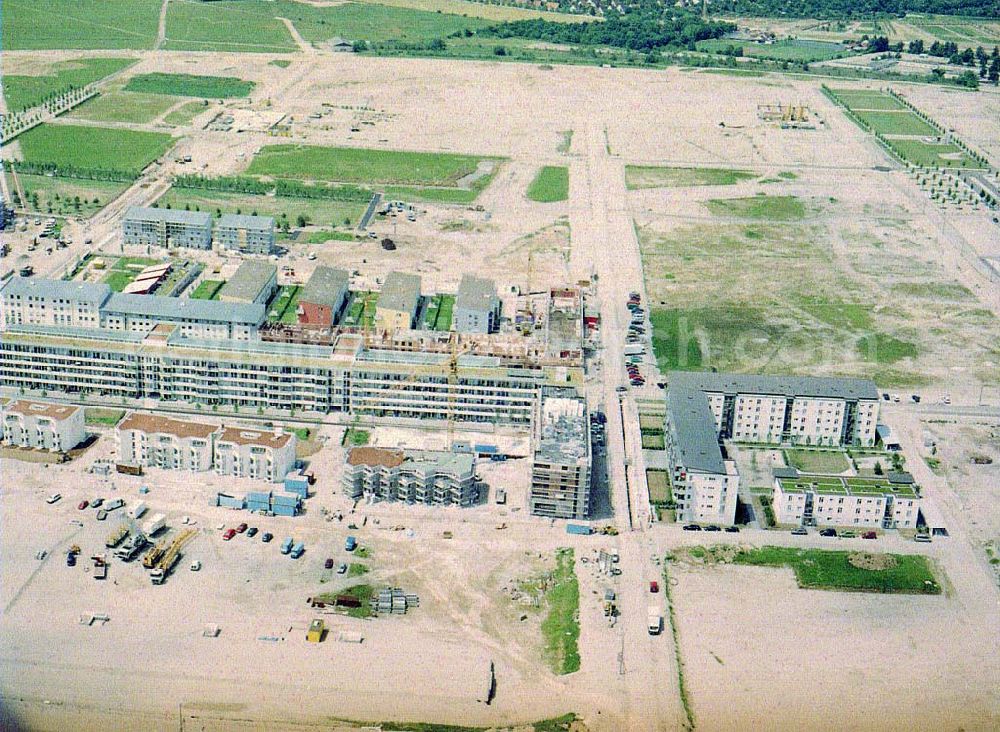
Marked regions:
[307,619,325,643]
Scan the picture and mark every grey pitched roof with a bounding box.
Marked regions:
[299,266,349,307]
[666,386,725,475]
[217,260,277,302]
[668,371,879,401]
[216,214,275,231]
[773,467,800,479]
[1,277,111,305]
[125,206,212,227]
[455,274,497,314]
[378,272,421,313]
[106,293,265,324]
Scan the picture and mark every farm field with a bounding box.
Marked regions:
[526,166,569,203]
[828,90,909,111]
[124,73,255,99]
[153,190,367,230]
[884,138,984,169]
[15,175,128,219]
[17,124,175,176]
[66,91,179,125]
[353,0,589,23]
[1,0,160,50]
[162,101,211,127]
[162,0,296,53]
[2,57,135,112]
[852,110,939,137]
[625,165,756,189]
[704,195,806,220]
[248,144,500,188]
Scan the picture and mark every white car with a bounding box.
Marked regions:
[46,493,62,504]
[190,560,202,572]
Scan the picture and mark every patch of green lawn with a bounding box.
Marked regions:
[2,57,136,111]
[651,306,787,372]
[646,470,672,504]
[541,548,580,675]
[784,448,851,474]
[796,297,872,331]
[163,0,296,52]
[382,185,482,204]
[348,563,369,577]
[732,546,941,594]
[102,270,135,292]
[189,280,224,300]
[85,408,125,426]
[343,428,370,447]
[856,333,919,364]
[829,90,908,111]
[18,124,174,176]
[248,144,498,187]
[267,285,302,323]
[154,190,366,230]
[853,110,938,136]
[67,91,179,125]
[163,101,211,127]
[625,165,756,189]
[125,72,255,98]
[18,174,127,218]
[2,0,160,50]
[641,433,665,450]
[884,138,984,169]
[315,584,374,618]
[527,166,569,202]
[706,195,806,221]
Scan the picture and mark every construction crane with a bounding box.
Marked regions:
[447,333,460,449]
[142,538,168,569]
[151,529,196,584]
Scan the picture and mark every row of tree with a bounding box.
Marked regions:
[11,160,135,182]
[711,0,998,19]
[171,174,374,202]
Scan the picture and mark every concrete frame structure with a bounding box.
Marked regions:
[214,214,276,255]
[116,412,217,471]
[214,426,296,483]
[772,468,921,530]
[453,274,500,334]
[529,388,591,520]
[341,447,477,507]
[1,400,85,452]
[123,207,212,249]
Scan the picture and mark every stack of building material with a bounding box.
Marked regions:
[373,587,418,615]
[216,493,246,510]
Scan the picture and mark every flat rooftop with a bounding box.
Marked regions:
[217,260,277,303]
[455,274,497,315]
[535,390,589,466]
[299,266,349,308]
[665,386,726,475]
[777,472,919,500]
[669,371,879,401]
[216,214,275,231]
[1,276,110,305]
[377,271,421,314]
[125,206,211,227]
[106,292,266,325]
[117,412,218,440]
[4,400,81,421]
[218,426,294,449]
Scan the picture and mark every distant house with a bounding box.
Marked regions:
[329,37,353,52]
[2,400,85,452]
[123,206,212,250]
[214,214,276,255]
[453,274,500,334]
[297,266,350,327]
[375,271,421,332]
[217,260,278,305]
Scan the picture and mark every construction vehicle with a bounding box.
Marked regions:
[92,554,108,580]
[598,525,619,536]
[114,533,148,562]
[142,539,168,569]
[150,529,195,584]
[105,525,129,548]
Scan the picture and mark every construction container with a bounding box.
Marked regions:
[474,444,497,456]
[283,470,310,498]
[129,501,147,520]
[216,493,245,510]
[306,619,324,643]
[272,503,298,517]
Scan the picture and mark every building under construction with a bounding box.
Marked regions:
[757,103,816,129]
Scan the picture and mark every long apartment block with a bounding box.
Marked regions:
[664,371,881,526]
[341,446,477,507]
[529,387,592,520]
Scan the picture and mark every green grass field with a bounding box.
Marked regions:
[2,0,160,50]
[248,144,496,187]
[527,166,569,203]
[99,255,162,292]
[382,185,482,204]
[154,190,366,230]
[706,195,806,220]
[125,73,255,99]
[856,333,919,364]
[541,548,580,675]
[163,0,296,53]
[732,546,940,594]
[831,91,908,112]
[67,91,179,125]
[84,408,125,426]
[2,57,135,111]
[284,1,491,45]
[189,280,224,300]
[853,110,939,137]
[343,292,378,328]
[267,285,303,323]
[884,138,984,169]
[784,448,851,474]
[17,174,128,218]
[162,101,211,127]
[646,470,672,504]
[18,124,175,176]
[641,433,665,450]
[343,428,370,447]
[421,294,456,331]
[625,165,756,189]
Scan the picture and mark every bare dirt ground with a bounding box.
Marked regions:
[3,47,1000,732]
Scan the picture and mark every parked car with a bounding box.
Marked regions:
[247,527,258,538]
[77,500,89,510]
[67,552,77,567]
[337,562,348,574]
[914,534,932,543]
[236,523,248,534]
[724,526,740,533]
[819,528,837,537]
[704,525,721,532]
[841,531,856,538]
[190,560,202,571]
[791,528,808,536]
[649,581,659,593]
[90,498,103,508]
[682,524,702,531]
[324,558,335,569]
[46,493,62,504]
[863,531,877,540]
[222,528,237,541]
[261,532,273,543]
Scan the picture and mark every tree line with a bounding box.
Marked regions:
[172,174,374,202]
[711,0,998,18]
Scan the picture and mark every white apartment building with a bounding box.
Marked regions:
[115,412,217,471]
[0,278,107,330]
[772,468,922,529]
[341,447,478,507]
[2,400,85,452]
[214,426,297,483]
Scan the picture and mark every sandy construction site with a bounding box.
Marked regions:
[2,46,1000,732]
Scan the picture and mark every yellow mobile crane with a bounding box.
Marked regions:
[151,529,196,585]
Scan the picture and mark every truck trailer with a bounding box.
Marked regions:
[142,513,166,536]
[647,606,662,635]
[566,524,593,536]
